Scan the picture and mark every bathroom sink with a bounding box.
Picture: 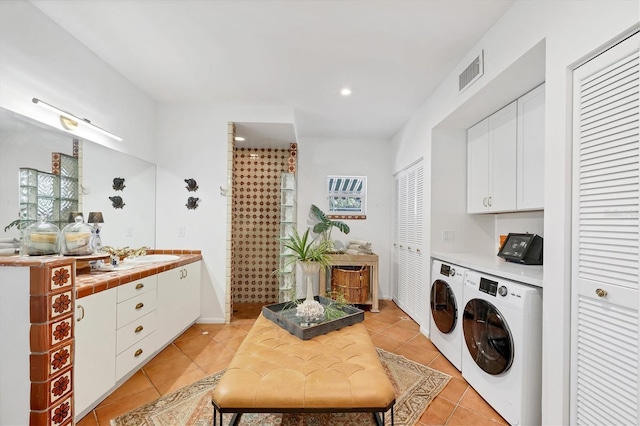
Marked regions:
[124,254,180,263]
[93,263,139,272]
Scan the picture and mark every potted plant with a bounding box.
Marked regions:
[279,227,351,324]
[309,204,350,248]
[279,227,332,300]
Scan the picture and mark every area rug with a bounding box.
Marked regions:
[111,348,451,426]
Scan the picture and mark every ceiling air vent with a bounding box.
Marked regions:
[459,50,484,92]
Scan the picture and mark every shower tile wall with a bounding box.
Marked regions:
[232,148,289,304]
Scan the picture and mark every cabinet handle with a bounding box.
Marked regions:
[184,269,188,278]
[135,302,144,310]
[595,288,607,298]
[488,196,492,207]
[134,349,143,357]
[77,305,85,322]
[483,197,487,207]
[416,248,421,254]
[135,283,144,290]
[134,325,144,333]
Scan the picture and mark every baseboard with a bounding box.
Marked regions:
[196,317,226,324]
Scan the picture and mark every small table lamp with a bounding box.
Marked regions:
[68,211,83,223]
[87,211,104,253]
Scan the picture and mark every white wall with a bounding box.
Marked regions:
[391,1,639,424]
[154,103,295,322]
[0,267,30,426]
[296,136,393,298]
[0,1,156,162]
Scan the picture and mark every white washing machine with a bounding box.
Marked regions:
[429,260,467,371]
[461,270,542,426]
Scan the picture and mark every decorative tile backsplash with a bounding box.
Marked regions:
[232,148,289,304]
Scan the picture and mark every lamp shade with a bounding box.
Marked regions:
[87,212,104,224]
[68,211,83,223]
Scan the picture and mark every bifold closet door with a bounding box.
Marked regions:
[571,31,639,425]
[392,160,424,323]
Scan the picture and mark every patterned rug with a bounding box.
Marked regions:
[111,348,450,426]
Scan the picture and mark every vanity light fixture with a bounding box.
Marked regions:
[340,87,352,96]
[234,136,245,142]
[32,98,123,142]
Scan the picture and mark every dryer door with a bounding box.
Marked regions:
[463,299,514,375]
[430,279,457,333]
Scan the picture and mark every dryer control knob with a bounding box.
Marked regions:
[498,286,508,297]
[450,268,456,277]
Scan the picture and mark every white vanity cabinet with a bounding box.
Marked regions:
[74,288,117,418]
[516,83,545,210]
[157,261,202,344]
[115,276,158,380]
[467,101,518,213]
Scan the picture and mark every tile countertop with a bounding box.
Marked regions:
[0,249,202,298]
[430,251,543,288]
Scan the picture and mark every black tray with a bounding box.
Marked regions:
[262,296,364,340]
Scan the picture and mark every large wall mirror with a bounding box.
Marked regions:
[0,107,156,251]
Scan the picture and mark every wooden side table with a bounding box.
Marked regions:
[319,253,379,312]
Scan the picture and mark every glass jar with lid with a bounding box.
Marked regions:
[61,216,94,256]
[23,216,60,255]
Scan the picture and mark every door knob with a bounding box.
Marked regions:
[595,288,607,298]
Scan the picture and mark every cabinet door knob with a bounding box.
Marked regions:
[595,288,607,298]
[135,283,144,290]
[134,325,144,333]
[134,349,143,357]
[135,302,144,310]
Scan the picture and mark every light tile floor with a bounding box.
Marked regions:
[77,300,507,425]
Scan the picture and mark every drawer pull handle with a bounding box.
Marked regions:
[134,349,143,357]
[595,288,607,298]
[135,302,144,310]
[134,325,144,333]
[135,283,144,290]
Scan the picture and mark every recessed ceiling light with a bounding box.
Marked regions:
[340,88,352,96]
[234,136,245,142]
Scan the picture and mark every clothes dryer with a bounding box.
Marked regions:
[429,260,466,371]
[462,270,542,425]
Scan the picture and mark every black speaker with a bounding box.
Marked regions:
[497,233,543,265]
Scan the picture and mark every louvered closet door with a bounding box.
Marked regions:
[571,31,639,425]
[396,173,409,308]
[392,176,400,301]
[414,163,425,324]
[392,160,424,323]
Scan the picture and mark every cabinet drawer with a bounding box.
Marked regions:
[117,276,157,303]
[116,310,157,355]
[117,291,157,328]
[116,332,156,381]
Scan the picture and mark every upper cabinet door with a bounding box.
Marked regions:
[488,101,517,212]
[467,118,490,213]
[517,83,545,210]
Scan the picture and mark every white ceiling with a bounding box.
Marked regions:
[30,0,514,140]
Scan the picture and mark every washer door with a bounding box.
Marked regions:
[430,279,457,333]
[463,299,513,375]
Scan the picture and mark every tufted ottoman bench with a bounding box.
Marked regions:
[211,314,396,425]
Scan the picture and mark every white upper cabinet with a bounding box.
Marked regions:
[467,85,546,214]
[517,83,545,210]
[467,101,517,213]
